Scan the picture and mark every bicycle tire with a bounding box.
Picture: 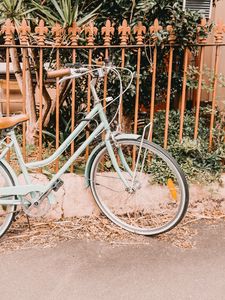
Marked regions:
[90,138,189,236]
[0,161,16,238]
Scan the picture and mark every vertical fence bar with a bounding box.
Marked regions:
[38,48,43,164]
[2,20,14,127]
[102,45,108,159]
[21,48,27,160]
[194,19,209,140]
[194,45,205,140]
[102,20,114,110]
[164,46,174,149]
[55,49,60,171]
[52,23,63,172]
[68,22,80,172]
[192,54,198,107]
[133,22,146,167]
[149,45,157,141]
[134,47,141,135]
[86,48,92,159]
[120,47,125,125]
[19,19,30,160]
[164,25,176,149]
[103,48,108,108]
[5,47,10,161]
[118,20,130,129]
[2,19,16,161]
[179,48,189,141]
[101,20,114,156]
[209,21,225,148]
[133,22,146,135]
[209,45,220,149]
[85,22,97,159]
[5,48,10,118]
[35,20,48,167]
[149,19,162,141]
[70,49,76,172]
[132,47,141,168]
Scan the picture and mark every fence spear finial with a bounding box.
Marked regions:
[150,18,162,43]
[1,19,15,45]
[133,21,146,45]
[197,18,208,43]
[52,22,64,46]
[102,19,114,46]
[68,21,81,46]
[85,21,98,46]
[167,24,176,45]
[214,20,225,43]
[118,19,130,46]
[35,19,48,46]
[18,19,30,45]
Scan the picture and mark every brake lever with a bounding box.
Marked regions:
[65,62,82,68]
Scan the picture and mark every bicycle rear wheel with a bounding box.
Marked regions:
[90,138,189,236]
[0,162,16,237]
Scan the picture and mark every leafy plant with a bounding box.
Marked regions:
[0,0,36,25]
[148,107,225,183]
[32,0,101,28]
[186,64,225,94]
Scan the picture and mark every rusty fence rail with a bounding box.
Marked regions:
[0,18,224,171]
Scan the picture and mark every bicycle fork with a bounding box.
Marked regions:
[106,123,152,193]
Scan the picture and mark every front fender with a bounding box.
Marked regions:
[115,133,140,140]
[84,133,140,187]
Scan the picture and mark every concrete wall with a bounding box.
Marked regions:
[18,173,225,220]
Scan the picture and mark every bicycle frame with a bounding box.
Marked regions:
[0,101,135,205]
[0,67,144,206]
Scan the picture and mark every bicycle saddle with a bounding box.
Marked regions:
[0,114,29,130]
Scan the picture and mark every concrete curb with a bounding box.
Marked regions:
[19,173,225,220]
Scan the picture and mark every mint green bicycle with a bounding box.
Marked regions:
[0,62,189,237]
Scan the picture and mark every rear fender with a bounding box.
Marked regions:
[0,159,19,186]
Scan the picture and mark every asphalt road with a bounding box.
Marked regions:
[0,222,225,300]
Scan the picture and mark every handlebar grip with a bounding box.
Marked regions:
[47,68,71,78]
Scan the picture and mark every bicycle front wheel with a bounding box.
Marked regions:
[0,162,16,237]
[90,138,189,236]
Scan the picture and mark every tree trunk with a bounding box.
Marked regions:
[9,45,37,144]
[29,48,52,128]
[9,47,23,92]
[42,84,52,126]
[24,48,37,144]
[44,79,71,127]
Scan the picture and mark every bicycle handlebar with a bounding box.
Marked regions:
[47,68,71,78]
[47,59,112,79]
[46,63,133,127]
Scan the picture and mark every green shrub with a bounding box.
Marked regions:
[149,107,225,183]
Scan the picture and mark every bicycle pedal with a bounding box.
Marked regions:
[52,179,64,192]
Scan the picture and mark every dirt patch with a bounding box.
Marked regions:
[1,211,224,254]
